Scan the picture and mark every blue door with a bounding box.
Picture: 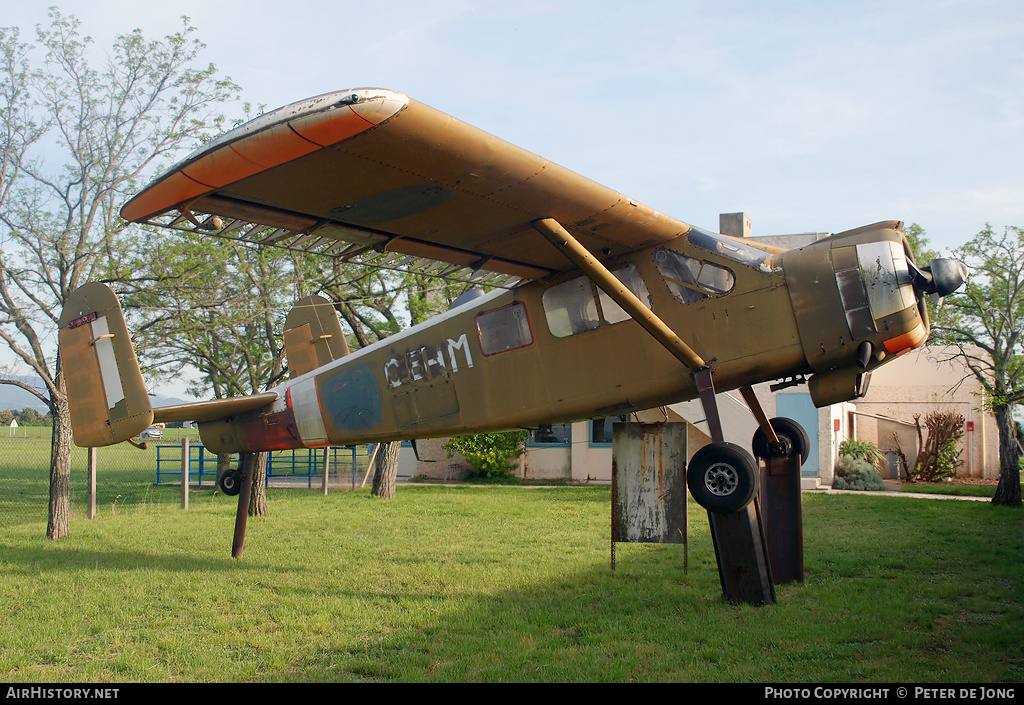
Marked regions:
[776,393,819,477]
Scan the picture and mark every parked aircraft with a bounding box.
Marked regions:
[58,88,966,517]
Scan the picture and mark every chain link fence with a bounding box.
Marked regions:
[0,426,374,528]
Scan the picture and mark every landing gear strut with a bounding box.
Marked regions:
[687,373,776,605]
[230,453,257,559]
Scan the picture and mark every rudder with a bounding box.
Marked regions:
[58,283,153,447]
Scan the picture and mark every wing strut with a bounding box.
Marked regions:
[532,218,706,371]
[534,217,776,606]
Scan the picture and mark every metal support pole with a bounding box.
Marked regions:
[181,435,190,510]
[708,500,775,605]
[321,447,330,496]
[87,447,97,520]
[759,454,805,585]
[231,453,256,559]
[738,385,805,585]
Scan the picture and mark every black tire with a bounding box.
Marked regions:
[686,442,759,514]
[751,417,810,466]
[218,468,242,496]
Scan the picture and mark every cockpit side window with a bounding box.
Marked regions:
[687,227,769,267]
[654,248,734,304]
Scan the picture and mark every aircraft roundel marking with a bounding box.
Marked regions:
[319,364,383,434]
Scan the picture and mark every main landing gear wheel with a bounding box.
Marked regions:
[218,467,243,496]
[751,417,810,465]
[686,442,759,514]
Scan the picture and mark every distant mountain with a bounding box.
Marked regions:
[0,376,48,412]
[0,375,194,413]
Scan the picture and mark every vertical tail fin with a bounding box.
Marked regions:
[58,283,153,447]
[283,294,349,378]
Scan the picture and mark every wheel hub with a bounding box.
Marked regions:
[704,462,739,496]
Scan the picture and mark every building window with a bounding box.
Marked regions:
[528,423,571,446]
[590,415,629,446]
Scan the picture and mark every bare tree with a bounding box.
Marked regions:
[0,10,238,537]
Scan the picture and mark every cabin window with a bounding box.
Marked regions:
[528,423,571,446]
[542,276,601,338]
[654,248,735,303]
[597,263,652,324]
[687,226,768,266]
[476,302,533,356]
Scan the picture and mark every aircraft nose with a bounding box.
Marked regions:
[909,257,968,298]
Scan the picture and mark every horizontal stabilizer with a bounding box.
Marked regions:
[153,393,278,424]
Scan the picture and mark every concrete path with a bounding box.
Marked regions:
[805,487,992,501]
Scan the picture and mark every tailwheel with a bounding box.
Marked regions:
[751,417,810,465]
[218,466,243,496]
[686,442,759,514]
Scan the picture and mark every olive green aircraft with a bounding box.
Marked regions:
[58,88,966,516]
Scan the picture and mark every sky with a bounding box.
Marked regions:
[7,0,1023,253]
[4,1,1023,400]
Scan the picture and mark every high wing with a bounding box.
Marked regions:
[121,88,698,285]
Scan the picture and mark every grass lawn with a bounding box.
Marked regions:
[899,482,1013,498]
[0,471,1021,682]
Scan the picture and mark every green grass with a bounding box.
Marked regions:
[899,482,1020,498]
[0,474,1021,682]
[0,433,369,527]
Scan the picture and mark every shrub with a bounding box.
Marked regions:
[833,454,887,491]
[443,430,529,478]
[838,439,884,471]
[911,411,965,482]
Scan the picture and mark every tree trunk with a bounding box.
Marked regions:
[992,405,1022,506]
[218,453,232,479]
[47,395,73,540]
[248,451,269,516]
[371,441,400,500]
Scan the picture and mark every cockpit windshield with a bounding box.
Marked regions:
[687,227,769,267]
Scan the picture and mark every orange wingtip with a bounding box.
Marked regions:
[120,90,406,223]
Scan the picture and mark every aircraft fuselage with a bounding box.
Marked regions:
[198,220,923,455]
